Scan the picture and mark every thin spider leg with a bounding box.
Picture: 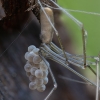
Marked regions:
[81,26,96,75]
[49,43,97,68]
[39,45,98,88]
[42,1,98,69]
[49,0,97,76]
[49,43,100,79]
[41,44,85,69]
[42,2,100,16]
[87,65,97,77]
[59,75,92,85]
[38,0,69,64]
[57,34,69,64]
[53,0,57,2]
[81,23,95,76]
[87,63,98,77]
[49,54,97,87]
[50,0,87,67]
[95,57,100,100]
[82,26,87,68]
[39,53,57,100]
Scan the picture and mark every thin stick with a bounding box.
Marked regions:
[57,34,69,64]
[50,0,82,28]
[42,3,100,16]
[50,0,98,76]
[87,65,97,76]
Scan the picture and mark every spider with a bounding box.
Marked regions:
[23,0,100,100]
[0,0,99,100]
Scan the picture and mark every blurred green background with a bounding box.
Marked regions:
[58,0,100,56]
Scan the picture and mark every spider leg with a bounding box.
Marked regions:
[95,57,100,100]
[81,26,99,78]
[39,54,57,100]
[82,26,87,68]
[40,44,97,87]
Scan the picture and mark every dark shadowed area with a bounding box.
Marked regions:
[0,1,96,100]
